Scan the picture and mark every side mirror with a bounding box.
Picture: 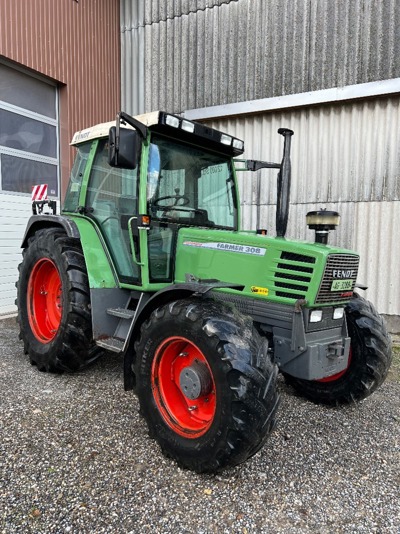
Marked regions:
[108,127,140,169]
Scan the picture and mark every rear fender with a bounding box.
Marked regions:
[21,215,80,248]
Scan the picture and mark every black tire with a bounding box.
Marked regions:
[135,298,279,473]
[285,295,392,405]
[16,228,102,372]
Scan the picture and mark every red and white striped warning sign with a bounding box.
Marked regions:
[31,184,48,201]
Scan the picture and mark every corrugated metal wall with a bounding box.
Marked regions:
[0,0,120,194]
[121,0,400,115]
[120,0,400,328]
[210,97,400,212]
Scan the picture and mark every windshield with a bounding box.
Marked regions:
[147,134,237,230]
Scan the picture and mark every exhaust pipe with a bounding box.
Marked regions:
[236,128,294,238]
[276,128,294,238]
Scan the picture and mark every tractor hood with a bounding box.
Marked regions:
[174,228,360,307]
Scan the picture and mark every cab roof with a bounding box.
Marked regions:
[70,111,245,157]
[70,111,159,145]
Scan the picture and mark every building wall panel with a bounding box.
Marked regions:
[121,0,400,115]
[210,95,400,208]
[352,201,399,316]
[0,0,120,317]
[0,191,62,317]
[0,194,40,316]
[0,0,120,195]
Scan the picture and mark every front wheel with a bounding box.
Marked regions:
[285,296,392,405]
[135,298,279,473]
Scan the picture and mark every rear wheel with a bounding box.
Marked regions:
[285,296,392,404]
[27,257,63,342]
[135,298,279,473]
[16,228,102,372]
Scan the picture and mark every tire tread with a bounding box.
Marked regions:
[136,298,279,473]
[285,295,392,405]
[16,228,102,373]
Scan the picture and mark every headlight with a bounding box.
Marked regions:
[233,139,244,150]
[181,120,195,133]
[220,134,232,146]
[310,310,323,323]
[333,307,345,320]
[165,114,180,128]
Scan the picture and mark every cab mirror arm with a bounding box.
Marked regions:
[109,111,147,169]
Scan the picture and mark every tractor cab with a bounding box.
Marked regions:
[65,111,244,286]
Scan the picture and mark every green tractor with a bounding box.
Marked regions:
[16,111,392,473]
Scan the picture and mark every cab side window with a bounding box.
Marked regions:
[63,142,91,212]
[86,139,139,280]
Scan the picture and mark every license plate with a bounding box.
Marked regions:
[331,279,353,291]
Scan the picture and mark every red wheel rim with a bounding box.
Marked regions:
[316,346,352,383]
[151,336,216,438]
[27,258,62,343]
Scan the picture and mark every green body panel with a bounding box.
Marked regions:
[174,228,359,307]
[64,215,359,307]
[66,215,118,288]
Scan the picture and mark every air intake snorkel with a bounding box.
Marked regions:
[306,210,341,244]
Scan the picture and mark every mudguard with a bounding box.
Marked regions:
[124,280,245,390]
[21,215,80,248]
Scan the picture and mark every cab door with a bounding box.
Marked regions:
[85,138,141,284]
[144,134,237,285]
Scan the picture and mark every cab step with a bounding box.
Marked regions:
[96,336,125,353]
[94,294,150,354]
[106,307,136,320]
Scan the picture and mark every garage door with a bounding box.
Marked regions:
[0,63,59,317]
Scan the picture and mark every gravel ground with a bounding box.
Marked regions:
[0,317,399,534]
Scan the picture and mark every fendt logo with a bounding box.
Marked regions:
[332,269,356,279]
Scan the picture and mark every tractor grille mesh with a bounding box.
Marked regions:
[274,252,315,300]
[315,254,359,303]
[273,251,359,303]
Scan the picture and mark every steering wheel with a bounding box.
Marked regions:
[100,215,119,225]
[153,194,190,210]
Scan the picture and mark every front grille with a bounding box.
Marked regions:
[274,251,315,300]
[315,254,359,304]
[280,252,316,264]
